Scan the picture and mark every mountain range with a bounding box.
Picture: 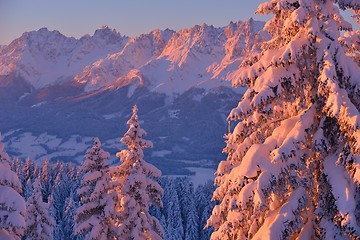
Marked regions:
[0,18,267,175]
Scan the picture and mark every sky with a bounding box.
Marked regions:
[0,0,269,45]
[1,0,357,46]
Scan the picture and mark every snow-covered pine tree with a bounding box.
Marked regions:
[22,157,35,184]
[40,159,53,203]
[162,178,183,240]
[195,180,216,240]
[175,177,198,240]
[114,105,164,240]
[10,157,22,179]
[339,30,360,66]
[23,179,33,201]
[63,195,78,240]
[26,178,55,240]
[52,162,74,240]
[21,157,35,199]
[0,138,26,240]
[207,0,360,238]
[75,137,115,240]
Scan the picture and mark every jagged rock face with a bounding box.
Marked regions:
[0,19,266,94]
[0,26,129,89]
[74,19,267,94]
[0,19,266,174]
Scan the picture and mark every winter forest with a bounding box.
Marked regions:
[1,0,360,239]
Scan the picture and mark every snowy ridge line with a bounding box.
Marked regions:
[0,19,266,96]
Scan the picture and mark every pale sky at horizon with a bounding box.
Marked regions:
[1,0,357,46]
[0,0,270,45]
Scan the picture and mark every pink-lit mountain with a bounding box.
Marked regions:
[0,19,267,174]
[0,19,266,95]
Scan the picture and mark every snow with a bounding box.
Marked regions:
[69,20,265,96]
[151,150,172,158]
[324,153,360,233]
[253,187,306,240]
[4,132,94,162]
[168,167,215,188]
[186,167,215,188]
[0,230,14,240]
[0,27,128,89]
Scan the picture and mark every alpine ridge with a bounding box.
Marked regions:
[0,19,266,175]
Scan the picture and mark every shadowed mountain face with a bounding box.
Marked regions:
[0,19,267,174]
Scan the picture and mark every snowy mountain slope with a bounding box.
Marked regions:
[74,28,175,92]
[75,19,267,95]
[0,26,129,89]
[0,19,267,174]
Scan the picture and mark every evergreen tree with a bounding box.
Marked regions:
[10,156,22,179]
[22,157,35,184]
[40,159,53,203]
[26,178,55,240]
[195,181,215,240]
[175,178,198,240]
[52,163,73,240]
[21,157,36,200]
[114,105,164,240]
[162,178,183,240]
[207,0,360,238]
[63,195,78,240]
[23,178,33,201]
[0,139,26,240]
[75,137,115,240]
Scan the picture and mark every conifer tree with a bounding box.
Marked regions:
[114,105,164,240]
[207,0,360,238]
[52,163,75,240]
[10,156,22,179]
[175,178,198,240]
[162,178,183,240]
[0,139,26,240]
[63,195,77,240]
[23,179,33,201]
[26,178,55,240]
[21,157,35,200]
[22,157,35,184]
[75,137,115,240]
[40,159,53,203]
[196,181,215,240]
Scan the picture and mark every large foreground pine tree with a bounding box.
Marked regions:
[207,0,360,239]
[113,105,164,240]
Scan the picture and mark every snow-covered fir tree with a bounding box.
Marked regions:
[40,159,53,203]
[113,105,164,240]
[195,180,216,240]
[74,137,115,240]
[63,195,78,240]
[53,162,77,240]
[23,179,33,201]
[207,0,360,238]
[0,139,26,240]
[161,178,183,240]
[175,177,198,240]
[21,157,36,200]
[22,157,35,184]
[10,157,22,179]
[26,178,55,240]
